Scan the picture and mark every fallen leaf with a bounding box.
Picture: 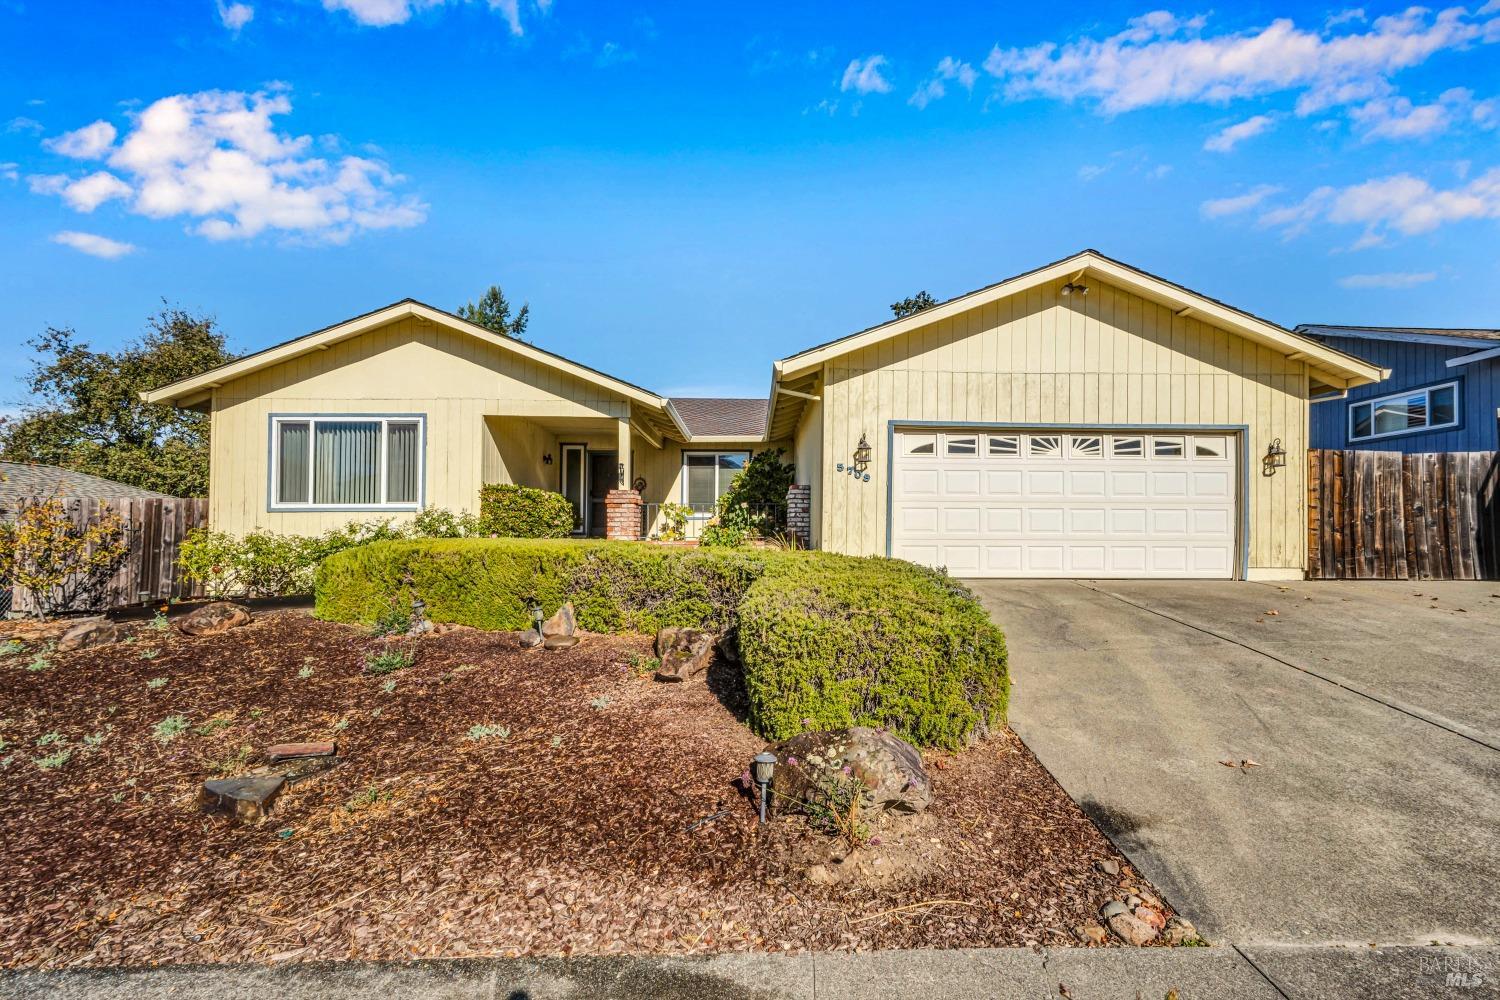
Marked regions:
[1264,610,1279,616]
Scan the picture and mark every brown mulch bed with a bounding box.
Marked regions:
[0,611,1166,968]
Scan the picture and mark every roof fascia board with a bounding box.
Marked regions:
[1301,327,1500,350]
[1446,344,1500,368]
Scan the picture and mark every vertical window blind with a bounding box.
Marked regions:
[272,416,423,508]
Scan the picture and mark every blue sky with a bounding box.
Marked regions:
[3,1,1498,406]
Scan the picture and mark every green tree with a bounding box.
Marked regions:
[456,284,529,340]
[890,290,938,318]
[0,306,236,497]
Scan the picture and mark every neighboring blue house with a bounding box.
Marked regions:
[1298,325,1500,453]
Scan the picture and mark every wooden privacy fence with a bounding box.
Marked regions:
[1307,449,1500,580]
[6,497,209,615]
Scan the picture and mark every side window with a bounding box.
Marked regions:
[1194,437,1226,459]
[904,433,936,455]
[1029,435,1062,457]
[1111,436,1143,457]
[1071,435,1102,457]
[945,435,978,456]
[988,435,1020,457]
[1153,436,1185,458]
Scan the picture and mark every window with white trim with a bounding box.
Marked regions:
[271,415,424,510]
[683,451,749,511]
[1349,381,1460,442]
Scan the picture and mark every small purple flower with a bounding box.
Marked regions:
[841,765,852,776]
[786,755,798,766]
[868,836,882,846]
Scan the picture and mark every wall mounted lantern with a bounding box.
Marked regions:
[542,453,553,466]
[852,433,873,473]
[1263,438,1287,476]
[751,752,777,823]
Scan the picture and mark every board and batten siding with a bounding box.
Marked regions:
[814,276,1313,575]
[1308,335,1500,453]
[793,399,823,548]
[209,316,632,535]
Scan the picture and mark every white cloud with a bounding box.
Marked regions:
[910,56,978,109]
[1244,168,1500,243]
[7,116,45,135]
[0,162,18,182]
[983,7,1498,117]
[1338,270,1436,288]
[1077,163,1109,181]
[43,120,117,159]
[218,1,254,32]
[1146,163,1173,180]
[51,230,138,259]
[1326,9,1367,29]
[322,0,540,33]
[31,89,427,244]
[1350,87,1499,140]
[1204,114,1276,152]
[1200,183,1282,218]
[841,54,892,95]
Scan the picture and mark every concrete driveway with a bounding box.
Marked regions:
[966,578,1500,949]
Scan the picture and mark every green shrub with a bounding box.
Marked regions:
[316,539,770,635]
[364,646,415,675]
[180,520,406,598]
[737,557,1008,750]
[477,484,574,538]
[314,539,1007,749]
[717,448,795,535]
[410,507,480,538]
[699,521,748,548]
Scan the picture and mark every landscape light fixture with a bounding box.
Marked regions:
[751,752,777,824]
[527,598,545,635]
[852,433,873,472]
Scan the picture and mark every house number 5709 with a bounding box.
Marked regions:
[835,463,871,483]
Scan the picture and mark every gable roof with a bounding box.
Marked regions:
[142,298,691,440]
[669,398,768,439]
[1297,324,1500,348]
[0,462,179,514]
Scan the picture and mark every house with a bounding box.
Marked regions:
[143,250,1384,581]
[0,461,177,520]
[1297,325,1500,453]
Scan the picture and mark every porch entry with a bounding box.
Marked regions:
[559,444,618,537]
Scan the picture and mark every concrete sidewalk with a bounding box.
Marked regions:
[3,945,1495,999]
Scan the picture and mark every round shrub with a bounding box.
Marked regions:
[478,484,575,538]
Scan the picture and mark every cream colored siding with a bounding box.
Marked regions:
[793,399,823,548]
[816,277,1310,574]
[210,316,632,535]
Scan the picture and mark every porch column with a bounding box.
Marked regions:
[787,484,811,548]
[604,415,641,541]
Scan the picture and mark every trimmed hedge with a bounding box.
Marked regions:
[478,484,575,538]
[314,540,1008,749]
[314,539,771,635]
[737,558,1008,750]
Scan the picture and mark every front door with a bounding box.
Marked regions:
[586,451,617,538]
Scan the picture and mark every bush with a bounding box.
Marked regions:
[316,539,770,635]
[315,539,1008,749]
[478,484,575,538]
[410,507,481,538]
[737,557,1008,750]
[698,520,748,548]
[0,496,131,617]
[179,520,406,599]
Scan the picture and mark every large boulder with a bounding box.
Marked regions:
[541,602,576,639]
[654,627,715,682]
[57,619,125,652]
[764,727,932,816]
[176,602,252,637]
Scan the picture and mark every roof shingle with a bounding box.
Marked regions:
[0,462,179,515]
[669,398,767,438]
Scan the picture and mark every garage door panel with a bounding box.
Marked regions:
[893,428,1237,579]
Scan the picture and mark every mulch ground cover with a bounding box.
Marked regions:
[0,610,1167,968]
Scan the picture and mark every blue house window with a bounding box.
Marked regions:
[1348,381,1459,442]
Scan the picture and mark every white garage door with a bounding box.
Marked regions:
[892,428,1239,579]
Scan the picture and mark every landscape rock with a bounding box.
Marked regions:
[764,727,932,816]
[653,628,715,682]
[1133,904,1166,931]
[57,619,125,652]
[201,774,286,822]
[1106,910,1160,946]
[716,634,740,664]
[519,628,543,649]
[265,742,336,764]
[176,602,252,637]
[1162,916,1199,945]
[1095,859,1120,877]
[1072,923,1109,945]
[1100,900,1128,920]
[805,864,837,885]
[541,603,576,639]
[543,634,580,650]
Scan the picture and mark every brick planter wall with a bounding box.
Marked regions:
[786,484,811,549]
[604,490,643,541]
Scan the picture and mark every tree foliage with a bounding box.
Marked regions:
[456,284,529,340]
[0,497,131,617]
[0,307,236,497]
[890,290,938,318]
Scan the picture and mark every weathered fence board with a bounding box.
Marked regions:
[7,497,208,614]
[1307,450,1500,580]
